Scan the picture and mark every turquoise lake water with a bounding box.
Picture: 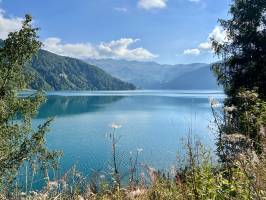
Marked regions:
[32,90,225,179]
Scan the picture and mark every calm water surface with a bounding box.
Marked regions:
[33,90,224,177]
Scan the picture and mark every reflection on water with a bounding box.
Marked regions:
[33,90,224,180]
[37,95,124,118]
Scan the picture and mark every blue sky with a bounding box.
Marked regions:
[0,0,231,64]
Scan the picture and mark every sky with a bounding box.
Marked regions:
[0,0,232,64]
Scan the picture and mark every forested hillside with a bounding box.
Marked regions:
[27,50,136,90]
[0,39,135,91]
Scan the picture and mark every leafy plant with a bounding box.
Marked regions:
[0,15,59,192]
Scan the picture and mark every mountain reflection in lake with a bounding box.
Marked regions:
[33,90,224,178]
[37,95,124,118]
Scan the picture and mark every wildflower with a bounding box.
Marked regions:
[260,125,266,137]
[143,165,158,184]
[170,165,177,177]
[20,192,26,197]
[75,172,82,178]
[78,195,85,200]
[111,123,122,129]
[29,191,38,196]
[224,105,237,112]
[60,179,67,189]
[100,175,105,179]
[137,148,143,153]
[48,180,59,189]
[209,97,220,108]
[127,188,146,199]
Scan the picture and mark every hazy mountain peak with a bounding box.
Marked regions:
[85,58,219,90]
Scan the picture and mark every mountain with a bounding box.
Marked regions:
[0,39,135,90]
[37,95,124,118]
[26,50,136,90]
[159,66,220,89]
[1,37,220,90]
[85,58,220,89]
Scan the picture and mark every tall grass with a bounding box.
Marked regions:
[1,134,265,200]
[1,94,266,199]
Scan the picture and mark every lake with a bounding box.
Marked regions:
[33,90,224,179]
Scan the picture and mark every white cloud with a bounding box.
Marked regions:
[114,7,128,13]
[182,25,228,56]
[198,26,228,51]
[197,26,227,52]
[98,38,157,60]
[183,48,200,56]
[0,7,156,61]
[199,26,227,50]
[198,41,211,50]
[43,37,158,61]
[188,0,200,2]
[208,26,228,44]
[43,38,99,58]
[0,9,22,39]
[138,0,167,10]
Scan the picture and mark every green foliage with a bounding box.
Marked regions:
[143,165,263,200]
[27,50,136,91]
[0,39,136,91]
[212,0,266,100]
[211,90,266,159]
[211,0,266,157]
[0,15,58,188]
[232,90,266,153]
[0,138,265,199]
[142,141,266,200]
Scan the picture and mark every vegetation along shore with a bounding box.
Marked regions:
[0,0,265,199]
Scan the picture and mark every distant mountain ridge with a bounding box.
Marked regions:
[159,65,219,89]
[27,50,136,90]
[85,58,220,90]
[0,39,135,91]
[0,39,220,90]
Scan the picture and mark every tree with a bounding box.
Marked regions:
[0,15,58,186]
[212,0,266,100]
[212,0,266,155]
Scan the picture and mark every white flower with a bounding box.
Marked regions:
[170,165,177,177]
[48,180,59,189]
[111,123,122,129]
[100,175,105,179]
[20,192,27,197]
[127,188,146,199]
[137,148,143,153]
[60,180,67,189]
[29,191,38,196]
[209,97,220,108]
[224,105,237,112]
[78,195,85,200]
